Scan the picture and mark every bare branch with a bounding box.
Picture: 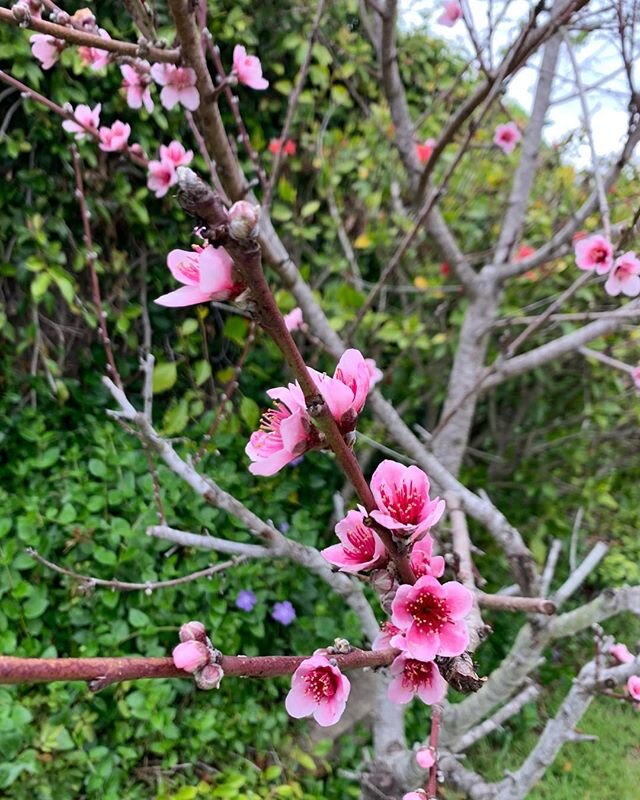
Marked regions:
[455,682,541,751]
[26,547,246,592]
[552,541,610,607]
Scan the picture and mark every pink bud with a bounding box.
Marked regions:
[611,643,634,664]
[179,620,207,642]
[172,640,209,672]
[415,746,435,769]
[228,200,260,239]
[195,663,224,690]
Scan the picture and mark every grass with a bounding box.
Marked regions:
[459,691,640,799]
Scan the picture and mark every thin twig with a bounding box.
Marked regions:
[71,146,122,388]
[26,548,246,592]
[263,0,327,210]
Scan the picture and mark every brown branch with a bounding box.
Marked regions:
[427,706,442,799]
[175,167,416,584]
[0,6,178,62]
[26,547,246,592]
[0,647,399,687]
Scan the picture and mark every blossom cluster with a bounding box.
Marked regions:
[285,459,471,726]
[28,7,268,112]
[245,349,376,476]
[575,234,640,298]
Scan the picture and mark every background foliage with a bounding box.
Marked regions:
[1,0,639,797]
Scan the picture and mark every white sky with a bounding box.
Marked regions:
[400,0,633,167]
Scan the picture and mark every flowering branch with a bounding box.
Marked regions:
[0,6,178,62]
[0,647,399,688]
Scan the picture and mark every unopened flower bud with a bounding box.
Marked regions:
[179,620,208,642]
[228,200,260,240]
[172,640,209,672]
[415,746,435,769]
[195,663,224,690]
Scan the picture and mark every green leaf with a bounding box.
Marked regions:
[194,359,212,387]
[152,362,177,394]
[31,272,51,300]
[88,458,107,478]
[240,396,260,429]
[300,200,320,218]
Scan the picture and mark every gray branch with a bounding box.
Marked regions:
[103,378,379,642]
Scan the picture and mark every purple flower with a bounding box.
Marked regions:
[272,600,296,626]
[278,521,290,534]
[236,589,257,611]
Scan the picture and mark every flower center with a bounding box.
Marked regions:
[379,481,424,524]
[592,246,608,264]
[344,523,376,561]
[176,255,200,283]
[402,658,435,689]
[305,667,338,701]
[407,590,448,633]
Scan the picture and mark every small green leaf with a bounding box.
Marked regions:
[152,362,177,394]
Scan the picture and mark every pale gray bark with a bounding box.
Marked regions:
[433,31,562,476]
[482,300,640,390]
[103,378,380,642]
[493,657,640,800]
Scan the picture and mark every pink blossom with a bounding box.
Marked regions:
[30,33,64,70]
[284,307,304,332]
[611,643,634,664]
[172,640,209,672]
[321,508,387,573]
[285,654,351,727]
[372,621,403,651]
[416,747,435,770]
[98,120,131,152]
[160,141,193,167]
[391,575,472,661]
[604,251,640,297]
[627,675,640,702]
[403,793,427,800]
[369,460,445,540]
[632,366,640,390]
[78,28,111,71]
[388,653,447,705]
[494,122,522,155]
[147,160,177,198]
[62,103,101,140]
[574,234,613,275]
[232,44,269,90]
[416,138,435,163]
[120,62,154,112]
[245,383,310,476]
[410,535,445,579]
[269,138,296,155]
[150,63,200,111]
[155,245,238,307]
[365,357,383,387]
[309,348,371,422]
[438,0,462,26]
